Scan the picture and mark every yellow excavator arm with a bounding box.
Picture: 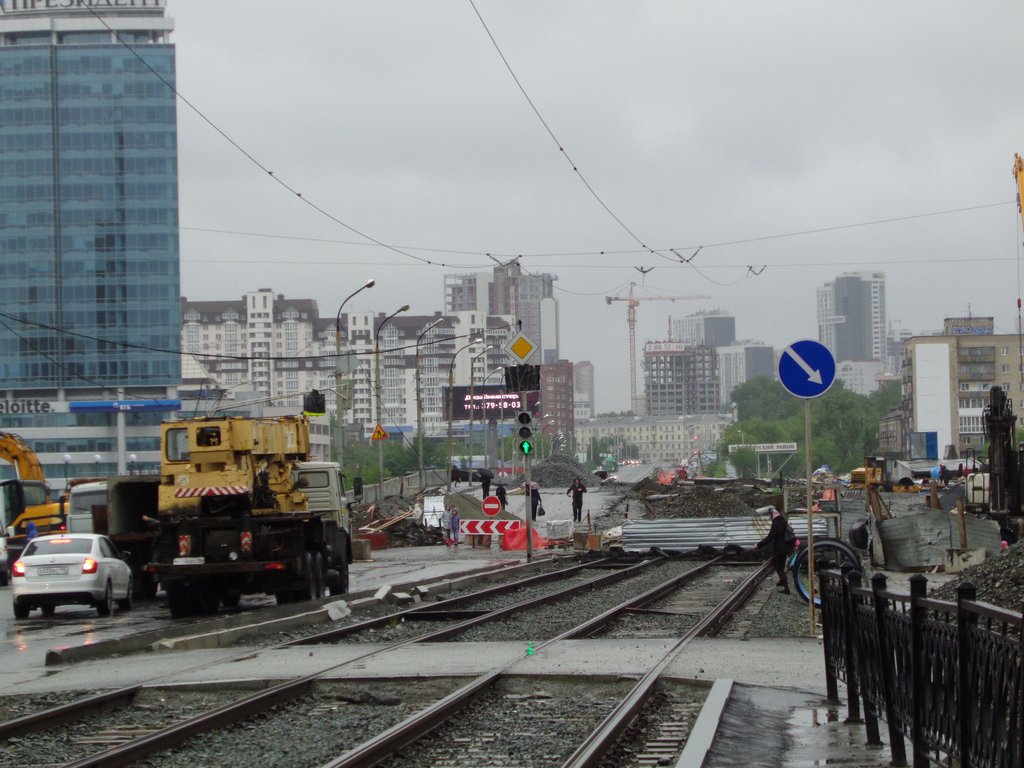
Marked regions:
[0,431,47,482]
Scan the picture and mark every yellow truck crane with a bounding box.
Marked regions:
[0,432,65,585]
[145,415,351,617]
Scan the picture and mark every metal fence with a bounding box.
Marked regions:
[820,569,1024,768]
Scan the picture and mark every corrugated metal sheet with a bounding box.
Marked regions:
[620,516,829,552]
[876,509,1003,571]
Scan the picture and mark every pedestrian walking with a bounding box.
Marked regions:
[481,474,491,499]
[495,483,508,511]
[528,481,542,521]
[566,477,587,524]
[450,508,461,546]
[441,505,454,546]
[754,505,795,593]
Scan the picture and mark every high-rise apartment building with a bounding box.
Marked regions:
[671,310,736,348]
[817,272,886,363]
[643,342,720,416]
[900,316,1019,458]
[573,361,595,420]
[181,290,325,404]
[0,1,179,481]
[717,342,775,404]
[445,263,560,363]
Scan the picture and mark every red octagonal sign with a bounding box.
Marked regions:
[482,495,501,517]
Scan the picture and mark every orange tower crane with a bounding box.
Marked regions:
[605,282,710,414]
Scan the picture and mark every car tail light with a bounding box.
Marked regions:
[240,531,252,554]
[11,560,25,577]
[82,558,98,574]
[178,534,191,557]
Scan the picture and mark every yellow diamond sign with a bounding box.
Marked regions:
[505,332,538,363]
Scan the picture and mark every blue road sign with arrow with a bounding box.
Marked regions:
[777,339,836,399]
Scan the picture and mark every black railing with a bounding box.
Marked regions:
[820,569,1024,768]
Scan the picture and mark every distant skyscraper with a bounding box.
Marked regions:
[643,342,720,416]
[672,310,736,348]
[817,272,886,362]
[573,361,595,420]
[717,342,775,404]
[0,1,179,479]
[445,262,560,363]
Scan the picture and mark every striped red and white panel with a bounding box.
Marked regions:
[174,485,249,498]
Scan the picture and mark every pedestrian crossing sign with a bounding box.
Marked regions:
[371,424,388,440]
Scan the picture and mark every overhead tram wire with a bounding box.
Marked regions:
[80,5,461,271]
[86,8,1015,280]
[467,0,680,267]
[182,201,1014,267]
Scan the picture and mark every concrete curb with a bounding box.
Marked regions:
[45,556,559,664]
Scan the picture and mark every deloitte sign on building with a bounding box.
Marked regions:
[0,0,165,12]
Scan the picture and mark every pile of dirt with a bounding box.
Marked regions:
[930,541,1024,612]
[607,479,781,523]
[526,453,590,489]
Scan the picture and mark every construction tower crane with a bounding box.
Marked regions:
[605,282,710,414]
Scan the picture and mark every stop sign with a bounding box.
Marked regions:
[482,495,501,517]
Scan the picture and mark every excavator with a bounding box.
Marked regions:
[0,432,65,584]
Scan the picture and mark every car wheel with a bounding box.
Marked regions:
[117,578,134,611]
[41,605,56,617]
[13,601,29,620]
[96,583,113,617]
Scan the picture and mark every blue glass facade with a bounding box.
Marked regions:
[0,28,180,389]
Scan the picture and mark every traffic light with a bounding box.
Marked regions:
[516,411,534,456]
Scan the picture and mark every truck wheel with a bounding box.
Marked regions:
[221,589,241,609]
[197,588,219,615]
[275,591,293,606]
[300,552,319,602]
[166,582,192,618]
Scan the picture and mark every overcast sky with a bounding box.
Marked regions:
[169,1,1024,413]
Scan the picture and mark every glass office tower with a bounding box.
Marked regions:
[0,2,180,480]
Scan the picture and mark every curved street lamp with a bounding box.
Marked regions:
[375,303,410,502]
[415,317,445,492]
[446,336,485,492]
[334,278,375,475]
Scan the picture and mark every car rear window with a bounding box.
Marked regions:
[24,538,93,556]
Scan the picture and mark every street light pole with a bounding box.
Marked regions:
[335,279,375,476]
[415,317,444,493]
[446,336,484,492]
[467,345,495,472]
[375,303,410,503]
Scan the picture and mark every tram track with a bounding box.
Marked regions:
[0,557,769,768]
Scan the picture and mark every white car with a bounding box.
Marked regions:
[11,533,133,619]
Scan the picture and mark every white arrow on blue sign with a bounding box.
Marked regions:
[778,339,836,399]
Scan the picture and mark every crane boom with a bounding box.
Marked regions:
[605,282,710,413]
[1015,154,1024,233]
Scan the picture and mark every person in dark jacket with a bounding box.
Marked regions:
[495,483,508,511]
[526,481,542,520]
[754,505,793,593]
[566,477,587,523]
[481,474,491,499]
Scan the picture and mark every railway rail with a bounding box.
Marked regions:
[0,556,769,768]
